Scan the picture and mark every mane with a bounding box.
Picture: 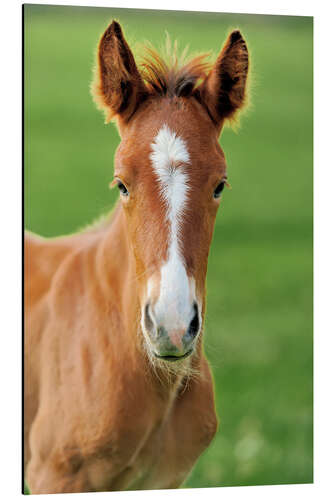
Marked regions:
[137,38,213,98]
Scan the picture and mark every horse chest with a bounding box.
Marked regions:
[85,395,215,492]
[86,420,166,490]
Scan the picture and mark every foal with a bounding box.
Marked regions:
[24,21,249,493]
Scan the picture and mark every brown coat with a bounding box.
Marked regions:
[24,20,249,494]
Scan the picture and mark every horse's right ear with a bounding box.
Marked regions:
[92,21,148,123]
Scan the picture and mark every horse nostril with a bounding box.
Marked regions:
[188,302,200,338]
[144,303,154,333]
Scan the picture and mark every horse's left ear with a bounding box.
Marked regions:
[198,30,249,129]
[92,21,148,123]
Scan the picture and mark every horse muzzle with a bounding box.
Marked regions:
[142,301,200,361]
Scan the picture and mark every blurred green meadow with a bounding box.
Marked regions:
[24,4,313,490]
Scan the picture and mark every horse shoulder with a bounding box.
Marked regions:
[25,232,89,404]
[28,237,133,447]
[25,234,106,469]
[24,232,84,468]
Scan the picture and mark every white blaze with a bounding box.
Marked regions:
[149,124,197,332]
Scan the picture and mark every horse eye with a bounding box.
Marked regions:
[213,182,225,199]
[117,181,129,196]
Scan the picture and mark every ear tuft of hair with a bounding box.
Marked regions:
[91,22,250,130]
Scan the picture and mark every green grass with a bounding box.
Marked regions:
[24,4,313,491]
